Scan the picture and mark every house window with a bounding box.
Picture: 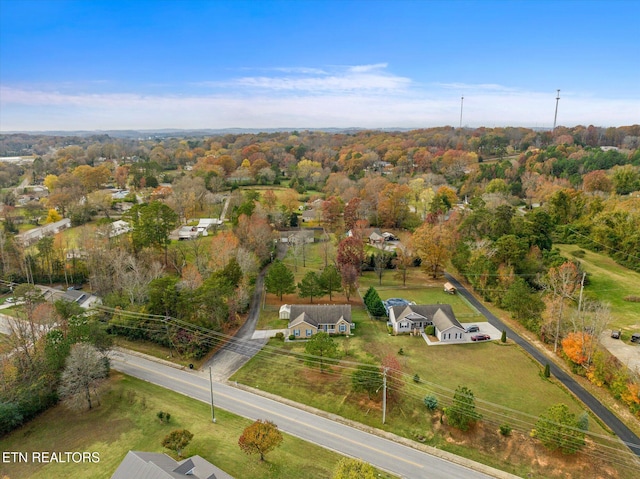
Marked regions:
[339,324,346,332]
[294,329,300,337]
[306,329,313,337]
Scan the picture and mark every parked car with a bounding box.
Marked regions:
[611,330,621,339]
[4,297,15,304]
[471,333,491,341]
[466,325,480,333]
[631,333,640,344]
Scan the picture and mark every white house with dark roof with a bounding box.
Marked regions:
[388,304,466,342]
[282,304,353,338]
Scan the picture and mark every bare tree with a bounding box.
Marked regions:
[59,343,108,410]
[544,262,580,353]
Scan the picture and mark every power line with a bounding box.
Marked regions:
[95,305,640,467]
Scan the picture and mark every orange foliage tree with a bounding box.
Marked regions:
[238,419,283,461]
[561,332,592,366]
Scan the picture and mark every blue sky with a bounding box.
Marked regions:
[1,0,638,131]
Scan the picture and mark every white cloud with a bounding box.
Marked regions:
[2,68,639,131]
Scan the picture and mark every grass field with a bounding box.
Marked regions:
[0,373,393,479]
[556,245,640,329]
[233,305,622,476]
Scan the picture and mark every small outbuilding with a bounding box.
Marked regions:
[444,282,457,294]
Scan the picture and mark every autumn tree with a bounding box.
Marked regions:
[264,260,295,300]
[377,183,411,228]
[238,419,283,461]
[305,332,338,373]
[562,332,593,367]
[534,404,585,454]
[343,197,363,231]
[58,343,108,411]
[544,262,580,353]
[322,196,344,232]
[339,263,358,301]
[333,458,377,479]
[162,429,194,458]
[208,230,239,272]
[373,250,390,285]
[393,242,414,286]
[298,271,323,303]
[445,386,481,431]
[413,221,455,278]
[336,236,365,273]
[582,170,613,193]
[235,213,273,263]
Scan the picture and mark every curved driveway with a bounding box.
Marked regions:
[444,273,640,457]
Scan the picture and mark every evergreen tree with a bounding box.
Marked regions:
[298,271,324,303]
[264,260,296,300]
[446,385,481,431]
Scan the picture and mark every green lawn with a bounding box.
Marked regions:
[0,373,393,479]
[556,245,640,329]
[233,306,620,476]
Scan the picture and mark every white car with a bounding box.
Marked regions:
[4,297,16,304]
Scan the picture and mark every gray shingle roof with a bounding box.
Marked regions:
[391,304,463,330]
[288,304,352,328]
[110,451,233,479]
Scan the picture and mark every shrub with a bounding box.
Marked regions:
[501,330,507,343]
[499,424,512,436]
[423,395,438,411]
[413,374,420,383]
[288,334,295,341]
[570,249,586,258]
[544,363,551,378]
[274,332,284,341]
[398,347,404,356]
[425,325,435,336]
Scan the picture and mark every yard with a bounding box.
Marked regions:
[248,240,635,478]
[556,244,640,330]
[0,373,393,479]
[234,305,631,478]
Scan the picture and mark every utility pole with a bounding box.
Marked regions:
[577,272,586,334]
[209,367,216,423]
[382,367,388,424]
[553,89,560,133]
[459,96,464,129]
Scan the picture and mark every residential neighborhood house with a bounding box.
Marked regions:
[15,218,71,246]
[111,451,233,479]
[280,304,353,338]
[388,304,466,342]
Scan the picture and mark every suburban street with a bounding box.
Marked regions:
[111,350,508,479]
[444,273,640,458]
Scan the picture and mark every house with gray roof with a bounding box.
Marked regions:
[111,451,233,479]
[15,218,71,246]
[282,304,353,338]
[388,304,466,342]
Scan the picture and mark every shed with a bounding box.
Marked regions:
[444,282,457,294]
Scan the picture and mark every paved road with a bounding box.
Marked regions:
[444,273,640,458]
[202,242,286,380]
[111,350,505,479]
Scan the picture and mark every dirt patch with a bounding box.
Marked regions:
[265,292,363,307]
[430,414,622,478]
